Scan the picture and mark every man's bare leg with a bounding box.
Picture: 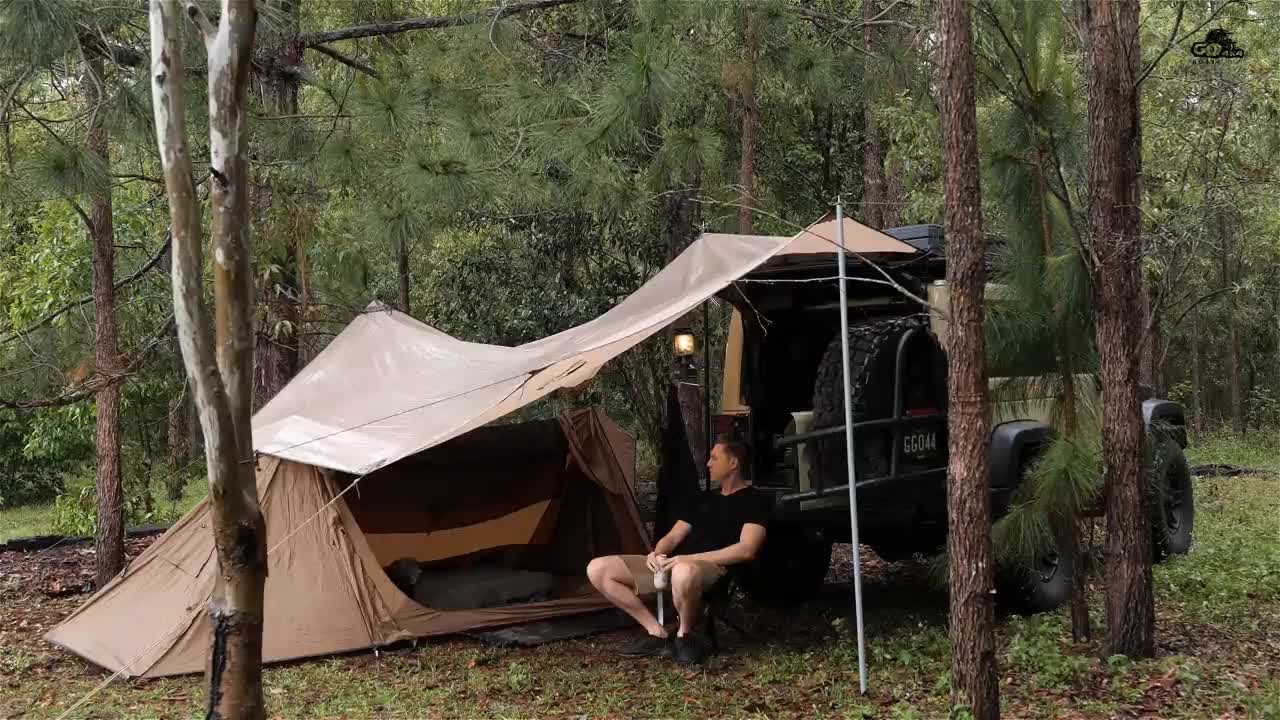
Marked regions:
[671,561,705,637]
[587,556,666,637]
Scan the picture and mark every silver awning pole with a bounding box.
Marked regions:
[836,198,868,693]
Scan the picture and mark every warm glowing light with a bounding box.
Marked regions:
[673,331,696,357]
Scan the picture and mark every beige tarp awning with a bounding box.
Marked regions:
[253,216,914,475]
[43,214,911,678]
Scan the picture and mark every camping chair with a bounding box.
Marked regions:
[700,566,756,655]
[658,565,755,656]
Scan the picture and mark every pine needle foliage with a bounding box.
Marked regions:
[0,0,76,66]
[977,2,1103,570]
[18,140,110,201]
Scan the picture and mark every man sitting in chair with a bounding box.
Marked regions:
[586,434,770,665]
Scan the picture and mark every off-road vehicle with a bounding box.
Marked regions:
[711,223,1194,612]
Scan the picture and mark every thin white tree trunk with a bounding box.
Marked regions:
[149,2,266,717]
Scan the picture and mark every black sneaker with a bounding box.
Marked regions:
[672,634,706,665]
[619,633,671,658]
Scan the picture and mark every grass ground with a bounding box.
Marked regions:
[0,503,60,545]
[1,437,1277,719]
[0,477,207,544]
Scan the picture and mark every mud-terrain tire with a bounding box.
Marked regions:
[807,317,946,489]
[1149,436,1194,562]
[995,520,1075,615]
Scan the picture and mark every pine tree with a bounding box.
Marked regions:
[0,0,154,586]
[976,0,1101,642]
[1084,0,1155,658]
[938,0,999,716]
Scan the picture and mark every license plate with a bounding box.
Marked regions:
[903,431,938,457]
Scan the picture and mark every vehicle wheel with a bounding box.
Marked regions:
[996,521,1074,615]
[807,317,947,489]
[737,527,833,608]
[1149,436,1194,562]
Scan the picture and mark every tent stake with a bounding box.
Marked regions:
[836,198,869,694]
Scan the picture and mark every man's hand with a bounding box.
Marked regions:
[656,554,682,572]
[646,552,665,572]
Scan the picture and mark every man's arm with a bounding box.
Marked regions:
[677,523,766,568]
[652,520,692,558]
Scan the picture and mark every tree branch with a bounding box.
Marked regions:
[975,1,1037,99]
[77,30,147,69]
[68,199,94,234]
[0,231,172,347]
[13,100,74,147]
[0,69,33,136]
[1157,286,1233,368]
[185,1,215,47]
[113,172,166,184]
[0,377,126,410]
[299,0,582,45]
[308,44,380,78]
[0,313,174,410]
[1135,0,1184,87]
[789,0,916,31]
[477,129,525,172]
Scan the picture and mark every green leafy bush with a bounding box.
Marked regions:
[51,481,161,537]
[0,409,87,508]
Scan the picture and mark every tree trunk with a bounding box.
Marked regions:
[1086,0,1154,659]
[208,7,267,710]
[83,52,125,590]
[881,153,906,228]
[398,234,411,315]
[662,186,700,260]
[1191,306,1202,433]
[149,2,266,717]
[1148,304,1167,398]
[938,0,999,716]
[736,16,758,236]
[1140,274,1154,393]
[861,0,884,228]
[737,94,756,234]
[1228,284,1245,434]
[1274,287,1280,421]
[253,0,303,411]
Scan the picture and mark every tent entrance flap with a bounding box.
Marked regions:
[340,410,646,612]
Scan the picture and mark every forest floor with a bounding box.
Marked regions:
[1,435,1277,719]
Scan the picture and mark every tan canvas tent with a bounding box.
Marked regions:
[45,408,647,678]
[44,215,913,678]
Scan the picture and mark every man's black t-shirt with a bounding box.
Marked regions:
[676,485,772,556]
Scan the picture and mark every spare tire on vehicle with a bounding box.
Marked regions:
[807,317,949,490]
